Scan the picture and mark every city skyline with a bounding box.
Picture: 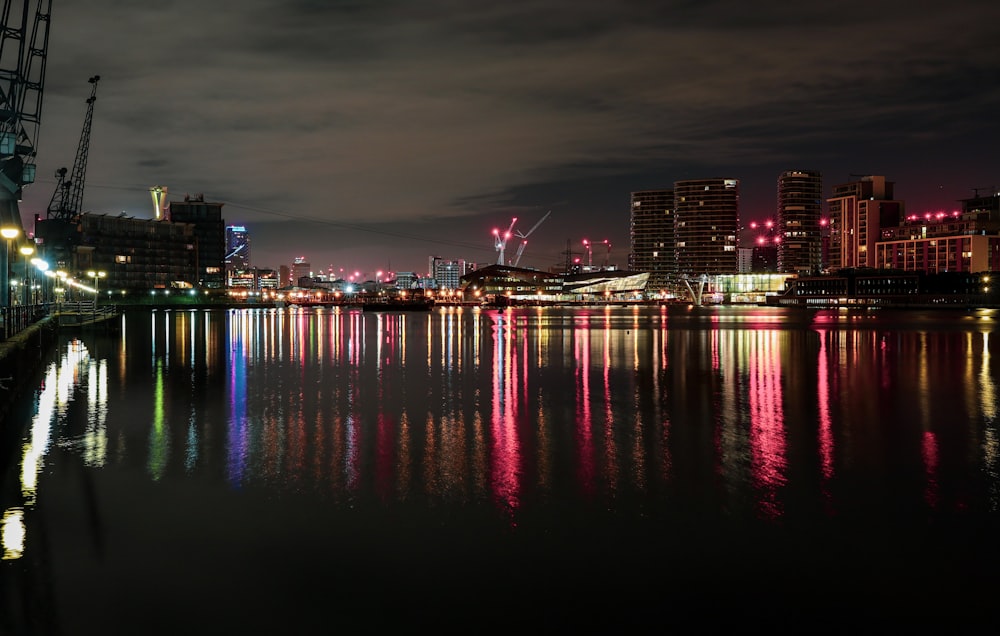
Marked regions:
[16,1,1000,274]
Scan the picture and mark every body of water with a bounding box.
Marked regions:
[2,305,999,633]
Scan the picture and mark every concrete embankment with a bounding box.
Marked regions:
[0,317,58,429]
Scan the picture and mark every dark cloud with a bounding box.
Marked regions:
[17,0,1000,274]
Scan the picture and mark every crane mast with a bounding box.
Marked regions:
[493,216,517,265]
[0,0,52,223]
[47,74,99,221]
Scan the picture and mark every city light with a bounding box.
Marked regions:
[19,245,34,305]
[87,270,107,306]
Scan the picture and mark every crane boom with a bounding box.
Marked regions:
[47,74,99,221]
[512,210,550,267]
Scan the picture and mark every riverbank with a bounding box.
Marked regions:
[0,317,58,429]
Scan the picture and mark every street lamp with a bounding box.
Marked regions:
[0,226,20,308]
[31,259,49,304]
[87,270,107,307]
[19,245,34,306]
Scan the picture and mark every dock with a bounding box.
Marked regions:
[53,301,121,330]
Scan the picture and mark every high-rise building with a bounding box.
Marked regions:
[777,170,823,274]
[166,194,226,288]
[429,256,465,289]
[630,189,675,293]
[225,225,251,275]
[674,178,739,276]
[827,175,903,270]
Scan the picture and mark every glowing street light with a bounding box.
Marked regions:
[0,226,20,308]
[31,258,49,304]
[19,245,34,306]
[87,270,107,307]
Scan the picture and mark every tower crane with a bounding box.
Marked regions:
[0,1,52,308]
[46,75,100,221]
[0,0,52,227]
[493,216,517,265]
[512,210,550,267]
[581,237,612,270]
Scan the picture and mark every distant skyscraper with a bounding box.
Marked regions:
[165,193,226,288]
[673,178,739,276]
[827,175,903,270]
[225,225,251,273]
[291,256,311,287]
[777,170,823,274]
[630,189,675,293]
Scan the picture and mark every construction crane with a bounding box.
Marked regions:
[512,210,550,267]
[0,1,52,308]
[493,216,517,265]
[581,238,593,268]
[47,75,100,221]
[0,0,52,226]
[581,237,611,270]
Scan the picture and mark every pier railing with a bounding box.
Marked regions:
[0,304,51,341]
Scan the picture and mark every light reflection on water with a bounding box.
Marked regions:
[126,308,996,510]
[10,307,1000,511]
[3,305,1000,631]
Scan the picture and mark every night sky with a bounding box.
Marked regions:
[17,0,1000,276]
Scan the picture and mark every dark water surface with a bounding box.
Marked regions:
[2,305,999,634]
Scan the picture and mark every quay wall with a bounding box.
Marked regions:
[0,317,58,430]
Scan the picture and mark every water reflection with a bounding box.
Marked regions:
[5,306,1000,568]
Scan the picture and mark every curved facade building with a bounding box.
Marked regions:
[777,170,823,274]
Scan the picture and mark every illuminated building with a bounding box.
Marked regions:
[674,178,739,276]
[826,175,902,270]
[166,194,226,288]
[225,225,251,275]
[290,256,312,287]
[257,268,278,291]
[875,191,1000,273]
[394,271,418,290]
[777,170,823,274]
[876,234,1000,273]
[429,256,465,289]
[459,264,647,303]
[47,212,199,291]
[630,189,675,293]
[769,269,995,307]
